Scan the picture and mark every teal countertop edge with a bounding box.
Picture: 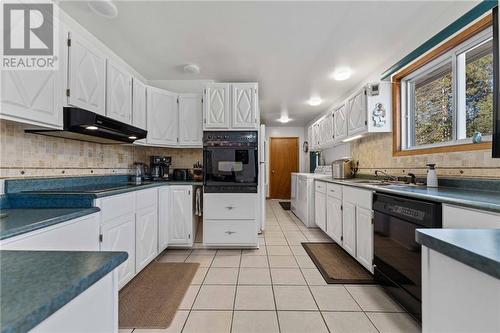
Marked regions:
[0,208,100,240]
[0,250,128,333]
[416,229,500,279]
[316,178,500,213]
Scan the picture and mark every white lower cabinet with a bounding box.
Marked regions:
[100,213,136,289]
[135,189,158,272]
[342,201,357,257]
[315,190,326,232]
[158,186,170,252]
[0,214,99,251]
[168,186,195,247]
[355,206,374,273]
[203,193,259,247]
[326,196,342,244]
[443,204,500,228]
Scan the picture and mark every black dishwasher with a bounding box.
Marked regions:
[373,193,442,322]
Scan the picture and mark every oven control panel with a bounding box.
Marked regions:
[203,131,258,147]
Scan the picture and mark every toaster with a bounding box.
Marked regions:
[332,159,353,179]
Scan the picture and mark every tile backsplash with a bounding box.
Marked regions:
[350,133,500,178]
[0,120,202,179]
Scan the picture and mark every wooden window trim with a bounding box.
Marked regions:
[392,14,493,157]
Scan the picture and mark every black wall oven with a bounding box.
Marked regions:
[203,131,258,193]
[373,193,442,322]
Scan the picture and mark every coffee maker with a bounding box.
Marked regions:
[150,156,171,181]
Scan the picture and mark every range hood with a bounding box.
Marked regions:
[26,107,147,144]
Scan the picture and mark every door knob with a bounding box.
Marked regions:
[271,170,275,174]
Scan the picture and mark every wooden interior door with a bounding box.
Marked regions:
[270,137,299,199]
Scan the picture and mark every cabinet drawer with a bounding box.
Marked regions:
[315,181,326,193]
[343,186,372,210]
[136,188,157,210]
[98,192,135,223]
[204,194,256,220]
[443,204,500,228]
[204,220,257,245]
[327,183,342,199]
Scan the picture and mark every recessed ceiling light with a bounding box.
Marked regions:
[85,126,98,130]
[332,67,352,81]
[307,97,322,106]
[87,1,118,19]
[183,64,200,74]
[277,115,292,123]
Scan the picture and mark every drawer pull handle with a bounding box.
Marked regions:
[225,231,236,235]
[225,206,234,210]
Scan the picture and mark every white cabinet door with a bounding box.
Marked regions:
[342,201,356,257]
[168,186,192,245]
[135,205,158,272]
[158,187,169,252]
[355,207,373,272]
[347,88,367,135]
[1,70,63,128]
[67,31,106,115]
[231,83,258,129]
[106,60,132,124]
[178,94,203,146]
[443,205,500,228]
[0,214,99,251]
[326,196,342,244]
[312,123,320,149]
[204,83,230,129]
[315,191,326,232]
[132,78,147,130]
[333,103,348,142]
[100,214,136,288]
[147,87,178,146]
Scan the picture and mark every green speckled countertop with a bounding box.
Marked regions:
[0,250,127,333]
[0,208,100,240]
[316,178,500,213]
[416,229,500,279]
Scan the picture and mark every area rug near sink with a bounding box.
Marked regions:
[119,262,199,329]
[302,242,374,284]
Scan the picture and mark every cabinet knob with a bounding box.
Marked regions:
[225,231,236,235]
[225,206,234,210]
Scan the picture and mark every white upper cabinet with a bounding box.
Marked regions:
[132,78,147,129]
[106,60,132,124]
[204,83,230,129]
[0,24,65,128]
[333,103,348,142]
[178,94,203,147]
[147,86,178,146]
[347,88,367,135]
[312,123,320,149]
[231,83,258,129]
[67,31,106,115]
[322,112,334,147]
[204,82,259,130]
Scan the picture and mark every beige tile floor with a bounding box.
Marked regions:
[122,200,421,333]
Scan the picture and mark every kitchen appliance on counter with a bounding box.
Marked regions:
[133,162,149,184]
[373,193,442,322]
[173,168,190,181]
[203,131,258,193]
[26,107,147,144]
[150,156,171,181]
[331,158,353,179]
[192,161,203,182]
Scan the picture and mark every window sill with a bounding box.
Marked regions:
[393,141,492,157]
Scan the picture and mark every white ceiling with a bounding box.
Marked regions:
[60,1,479,126]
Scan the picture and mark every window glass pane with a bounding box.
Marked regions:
[412,61,453,146]
[465,39,493,137]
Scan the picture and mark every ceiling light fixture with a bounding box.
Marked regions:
[85,126,98,130]
[307,97,322,106]
[342,135,363,143]
[128,136,137,140]
[277,115,292,123]
[332,67,352,81]
[183,64,200,75]
[87,0,118,19]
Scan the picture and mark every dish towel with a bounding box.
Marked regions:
[195,187,202,217]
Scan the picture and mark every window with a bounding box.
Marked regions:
[393,15,494,155]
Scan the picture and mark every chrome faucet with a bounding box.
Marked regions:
[374,170,398,181]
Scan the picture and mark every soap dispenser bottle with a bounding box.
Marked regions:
[426,163,438,188]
